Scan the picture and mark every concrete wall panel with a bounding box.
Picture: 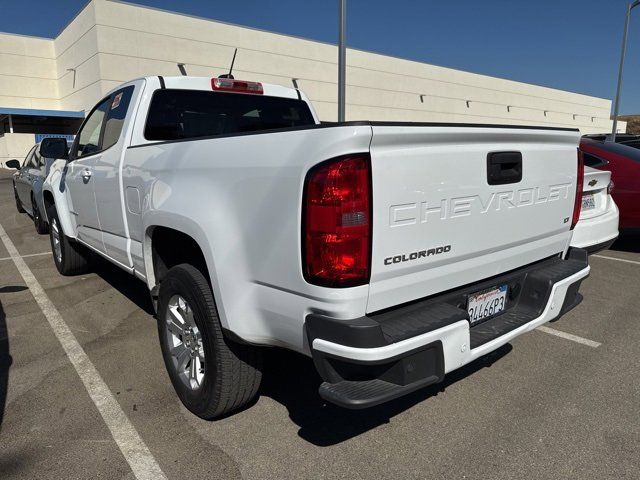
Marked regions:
[0,133,38,168]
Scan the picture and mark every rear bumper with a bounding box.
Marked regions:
[306,249,590,409]
[583,237,617,254]
[570,199,619,251]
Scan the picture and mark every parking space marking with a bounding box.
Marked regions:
[0,223,167,480]
[537,326,601,348]
[592,254,640,267]
[0,251,50,262]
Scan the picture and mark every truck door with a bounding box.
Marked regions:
[92,83,139,267]
[64,97,111,252]
[15,146,36,206]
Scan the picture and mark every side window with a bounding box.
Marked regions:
[102,86,134,150]
[583,152,608,169]
[22,146,37,168]
[32,149,43,168]
[75,98,111,159]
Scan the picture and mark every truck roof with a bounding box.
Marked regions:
[139,75,302,100]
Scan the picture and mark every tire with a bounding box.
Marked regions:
[14,183,25,213]
[47,205,90,275]
[157,264,262,419]
[32,194,48,234]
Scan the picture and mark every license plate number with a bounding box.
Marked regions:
[582,194,596,211]
[467,285,508,325]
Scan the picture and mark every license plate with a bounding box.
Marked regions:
[582,193,596,211]
[467,285,508,325]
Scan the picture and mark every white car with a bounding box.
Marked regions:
[39,76,590,417]
[570,166,619,253]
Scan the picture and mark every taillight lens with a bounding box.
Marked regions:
[211,78,263,94]
[571,149,585,230]
[303,155,372,287]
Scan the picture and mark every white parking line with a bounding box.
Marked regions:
[537,325,601,348]
[0,223,167,480]
[592,254,640,266]
[0,251,50,262]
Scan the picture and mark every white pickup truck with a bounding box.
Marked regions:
[40,76,590,418]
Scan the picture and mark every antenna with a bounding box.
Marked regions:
[219,48,237,79]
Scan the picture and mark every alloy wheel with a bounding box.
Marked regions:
[164,295,205,390]
[50,218,62,264]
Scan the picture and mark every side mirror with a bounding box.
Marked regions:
[5,159,20,170]
[40,138,69,160]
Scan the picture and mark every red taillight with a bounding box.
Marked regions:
[211,78,263,94]
[303,155,372,287]
[571,149,585,230]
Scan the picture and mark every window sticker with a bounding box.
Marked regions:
[111,92,123,110]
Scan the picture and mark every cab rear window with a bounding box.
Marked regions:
[144,89,315,141]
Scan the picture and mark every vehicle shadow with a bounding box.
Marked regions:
[0,286,28,294]
[609,232,640,254]
[0,299,11,435]
[87,255,155,315]
[80,255,514,446]
[260,343,512,447]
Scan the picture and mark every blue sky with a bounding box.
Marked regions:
[2,0,639,114]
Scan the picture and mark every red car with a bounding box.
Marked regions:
[580,134,640,231]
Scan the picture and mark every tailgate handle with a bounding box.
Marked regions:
[487,151,522,185]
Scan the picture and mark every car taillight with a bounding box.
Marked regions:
[571,149,585,230]
[211,78,263,94]
[303,155,372,287]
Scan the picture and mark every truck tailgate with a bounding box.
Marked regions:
[367,125,580,313]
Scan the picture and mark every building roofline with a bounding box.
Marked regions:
[54,0,94,38]
[0,0,93,40]
[0,0,614,103]
[107,1,611,103]
[0,30,53,41]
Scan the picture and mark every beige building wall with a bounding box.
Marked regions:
[0,30,58,166]
[0,32,58,110]
[0,133,39,167]
[0,0,625,168]
[89,0,620,133]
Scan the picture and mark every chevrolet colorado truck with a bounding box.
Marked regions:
[40,76,590,418]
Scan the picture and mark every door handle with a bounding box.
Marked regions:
[486,151,522,185]
[81,169,92,180]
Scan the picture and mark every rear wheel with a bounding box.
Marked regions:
[32,194,48,234]
[47,205,90,275]
[14,183,25,213]
[157,264,262,419]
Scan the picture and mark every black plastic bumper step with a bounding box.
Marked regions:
[307,249,589,409]
[470,253,587,348]
[469,306,538,348]
[319,375,440,409]
[307,251,588,353]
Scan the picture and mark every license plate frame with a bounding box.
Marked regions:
[467,284,508,325]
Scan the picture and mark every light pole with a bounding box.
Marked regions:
[338,0,347,122]
[611,0,640,141]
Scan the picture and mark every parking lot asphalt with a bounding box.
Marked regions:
[0,169,638,480]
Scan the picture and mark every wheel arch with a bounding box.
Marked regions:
[32,183,47,222]
[41,162,76,238]
[143,219,228,329]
